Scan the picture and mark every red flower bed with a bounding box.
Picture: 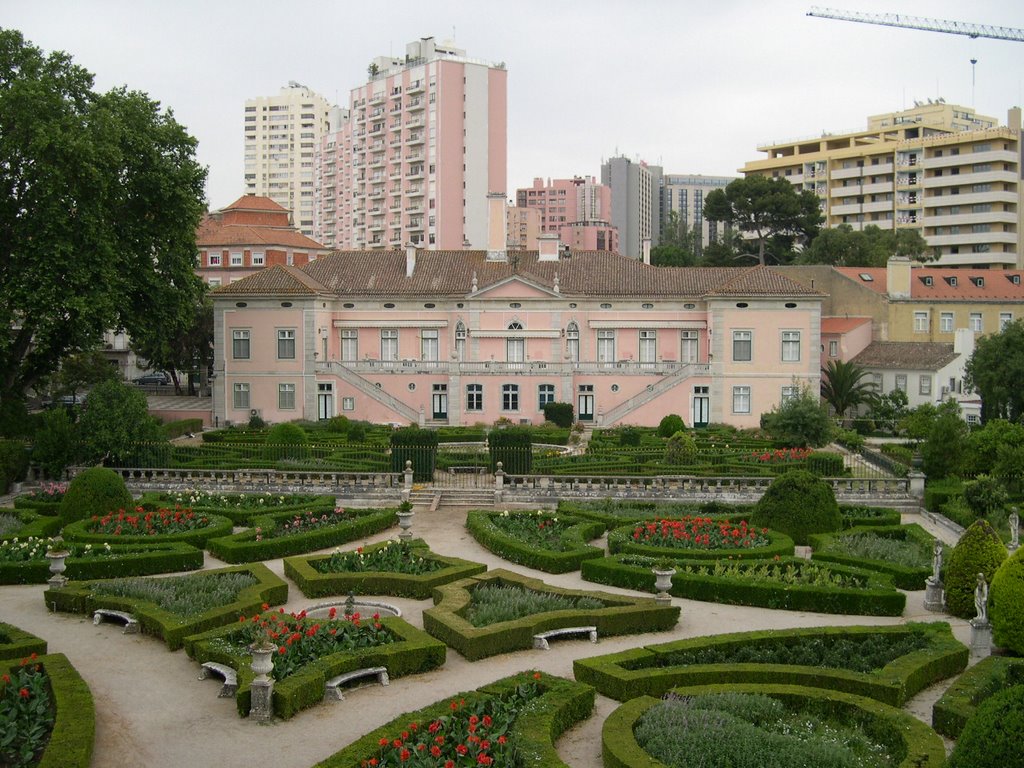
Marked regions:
[630,517,770,550]
[750,447,811,463]
[88,506,210,536]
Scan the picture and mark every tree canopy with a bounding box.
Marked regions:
[702,175,822,265]
[652,210,699,266]
[965,319,1024,423]
[795,224,933,267]
[820,359,876,425]
[0,29,207,411]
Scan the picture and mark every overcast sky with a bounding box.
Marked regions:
[5,0,1023,210]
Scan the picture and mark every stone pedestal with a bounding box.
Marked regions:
[653,568,675,606]
[969,619,992,658]
[396,511,414,541]
[249,643,276,723]
[923,578,945,612]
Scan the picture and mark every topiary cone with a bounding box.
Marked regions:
[59,466,134,524]
[945,519,1008,619]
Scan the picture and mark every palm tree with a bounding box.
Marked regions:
[820,359,876,426]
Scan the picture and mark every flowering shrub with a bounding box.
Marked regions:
[256,507,352,541]
[630,518,770,551]
[0,653,54,768]
[88,506,210,536]
[750,447,812,464]
[0,537,127,563]
[167,489,301,509]
[232,605,395,680]
[0,513,22,536]
[315,541,442,575]
[620,554,863,588]
[360,672,544,767]
[21,481,67,501]
[490,509,574,551]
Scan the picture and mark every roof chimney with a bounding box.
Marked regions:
[886,256,911,299]
[485,192,507,261]
[405,242,416,277]
[538,234,560,261]
[642,238,652,265]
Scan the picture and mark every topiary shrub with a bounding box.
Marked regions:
[59,466,133,524]
[962,474,1009,519]
[947,684,1024,768]
[324,415,350,433]
[657,414,685,439]
[264,422,309,460]
[247,412,266,429]
[990,548,1024,655]
[945,520,1008,619]
[542,402,574,429]
[664,430,697,466]
[0,439,30,494]
[751,470,841,545]
[348,422,367,442]
[617,426,642,447]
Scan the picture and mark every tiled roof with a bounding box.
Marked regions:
[197,220,326,250]
[290,250,824,299]
[218,194,289,213]
[211,265,330,296]
[836,266,1024,300]
[851,341,958,371]
[821,317,872,334]
[835,267,888,294]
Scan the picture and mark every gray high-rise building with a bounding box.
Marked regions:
[601,156,662,259]
[661,174,736,258]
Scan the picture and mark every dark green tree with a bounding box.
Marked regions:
[0,30,207,413]
[76,379,164,465]
[759,386,833,448]
[653,210,699,266]
[820,360,876,426]
[131,295,214,395]
[796,224,932,267]
[921,400,969,479]
[867,389,909,435]
[49,348,118,400]
[965,319,1024,422]
[702,175,822,265]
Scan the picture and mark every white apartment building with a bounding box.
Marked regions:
[244,82,336,237]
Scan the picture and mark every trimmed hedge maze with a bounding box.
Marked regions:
[185,612,446,720]
[932,655,1024,738]
[581,554,906,615]
[466,509,605,573]
[44,563,289,650]
[601,684,946,768]
[573,622,967,706]
[0,542,203,585]
[312,671,593,768]
[809,524,935,590]
[423,568,679,661]
[284,539,486,599]
[0,621,47,661]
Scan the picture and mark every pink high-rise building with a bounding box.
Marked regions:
[516,177,618,253]
[316,37,507,251]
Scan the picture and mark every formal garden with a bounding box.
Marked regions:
[2,438,1024,768]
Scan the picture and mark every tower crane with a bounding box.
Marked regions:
[806,7,1024,43]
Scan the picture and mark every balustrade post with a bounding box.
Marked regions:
[402,460,413,502]
[494,461,504,505]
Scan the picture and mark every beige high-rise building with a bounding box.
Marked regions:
[244,82,336,237]
[742,103,1022,268]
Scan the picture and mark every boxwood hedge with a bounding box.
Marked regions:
[580,554,906,616]
[573,622,966,706]
[0,621,47,661]
[808,524,935,590]
[840,505,902,528]
[422,568,679,661]
[185,614,446,720]
[0,542,203,585]
[465,510,605,573]
[556,499,752,529]
[43,563,288,650]
[0,509,62,542]
[602,684,946,768]
[607,520,795,562]
[12,495,63,516]
[145,491,336,525]
[933,655,1024,738]
[205,506,396,563]
[283,540,486,599]
[312,671,593,768]
[61,512,234,550]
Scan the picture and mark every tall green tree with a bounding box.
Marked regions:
[651,210,698,266]
[702,175,822,265]
[0,29,207,412]
[49,348,118,400]
[130,295,214,395]
[797,224,933,267]
[820,359,877,425]
[965,319,1024,423]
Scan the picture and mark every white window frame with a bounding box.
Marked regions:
[828,340,838,357]
[1000,312,1013,331]
[421,329,439,361]
[230,251,243,266]
[597,330,616,363]
[566,322,580,362]
[538,384,555,409]
[895,374,908,392]
[208,278,221,287]
[733,330,752,362]
[278,383,296,410]
[232,382,250,409]
[919,376,932,396]
[502,383,520,411]
[939,312,954,333]
[781,385,799,403]
[277,329,296,359]
[639,330,657,363]
[970,313,983,333]
[342,396,355,411]
[466,384,483,411]
[251,251,265,266]
[732,385,751,414]
[913,311,929,333]
[506,322,525,363]
[681,330,698,363]
[232,329,250,360]
[208,252,222,266]
[341,329,358,361]
[781,330,801,362]
[381,328,398,361]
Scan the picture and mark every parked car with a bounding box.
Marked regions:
[132,372,170,386]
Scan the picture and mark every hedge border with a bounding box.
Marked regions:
[465,509,605,573]
[607,520,795,562]
[0,620,47,661]
[312,671,593,768]
[205,506,397,563]
[840,504,902,529]
[144,491,336,525]
[185,613,446,720]
[601,684,946,768]
[283,539,487,599]
[580,554,906,616]
[43,563,289,650]
[573,621,966,706]
[12,496,63,516]
[0,542,203,585]
[809,524,935,590]
[932,655,1024,738]
[4,653,95,768]
[556,500,753,528]
[0,509,63,542]
[422,568,680,661]
[60,511,234,549]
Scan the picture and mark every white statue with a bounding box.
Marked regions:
[974,573,989,624]
[1010,508,1020,550]
[930,540,943,583]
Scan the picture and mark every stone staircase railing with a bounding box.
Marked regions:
[599,364,709,425]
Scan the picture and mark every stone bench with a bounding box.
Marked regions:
[198,661,238,698]
[324,666,389,701]
[533,626,598,650]
[92,609,140,634]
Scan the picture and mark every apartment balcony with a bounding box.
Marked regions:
[370,157,386,170]
[369,93,385,105]
[390,122,403,132]
[408,218,424,230]
[923,149,1018,170]
[370,140,384,151]
[369,221,385,232]
[405,151,424,162]
[405,116,425,129]
[407,80,425,94]
[406,168,425,181]
[924,211,1018,228]
[407,97,424,111]
[389,201,402,213]
[923,190,1018,208]
[895,175,921,189]
[406,133,425,146]
[389,168,402,181]
[927,230,1017,247]
[405,186,424,197]
[367,205,382,215]
[923,170,1018,189]
[405,204,424,215]
[830,200,893,216]
[831,166,864,181]
[369,188,386,200]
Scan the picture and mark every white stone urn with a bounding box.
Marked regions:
[396,504,415,541]
[45,549,70,588]
[652,565,676,604]
[249,641,276,683]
